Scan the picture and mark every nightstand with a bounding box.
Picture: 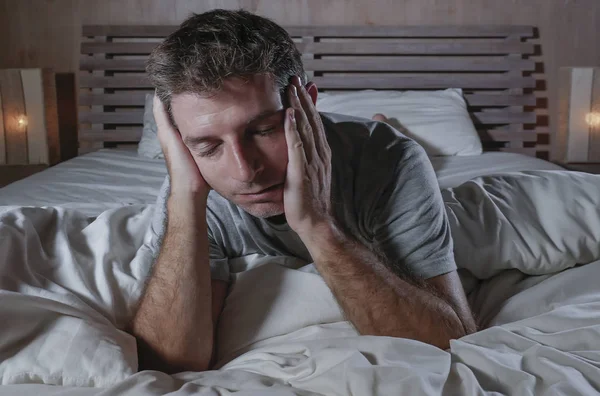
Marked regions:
[0,165,48,187]
[563,163,600,174]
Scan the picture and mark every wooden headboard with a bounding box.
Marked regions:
[79,25,544,157]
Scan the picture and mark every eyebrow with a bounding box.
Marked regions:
[183,108,283,147]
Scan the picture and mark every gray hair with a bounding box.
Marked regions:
[146,9,306,120]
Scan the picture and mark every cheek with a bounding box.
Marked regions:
[192,157,221,188]
[259,134,289,174]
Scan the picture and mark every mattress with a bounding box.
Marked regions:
[0,149,564,216]
[0,149,167,216]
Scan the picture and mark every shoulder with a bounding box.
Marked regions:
[320,111,425,166]
[205,191,242,235]
[321,112,428,188]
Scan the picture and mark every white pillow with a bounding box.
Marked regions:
[137,93,164,159]
[316,89,482,156]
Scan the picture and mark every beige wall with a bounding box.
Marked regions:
[1,0,599,160]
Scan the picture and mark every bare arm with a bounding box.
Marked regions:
[132,196,215,372]
[303,224,474,349]
[131,95,227,372]
[283,77,475,349]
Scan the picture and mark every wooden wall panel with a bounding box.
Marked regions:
[0,70,28,164]
[1,0,600,160]
[0,91,5,164]
[42,69,60,165]
[0,68,59,165]
[21,69,48,164]
[559,67,600,163]
[588,71,600,161]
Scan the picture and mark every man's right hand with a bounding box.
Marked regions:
[153,94,210,199]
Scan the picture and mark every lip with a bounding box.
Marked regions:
[238,183,284,201]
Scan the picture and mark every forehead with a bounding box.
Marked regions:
[170,74,283,130]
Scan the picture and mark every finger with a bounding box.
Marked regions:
[284,107,307,185]
[152,94,172,130]
[292,77,329,162]
[152,94,188,160]
[372,113,388,122]
[152,95,177,146]
[288,82,316,164]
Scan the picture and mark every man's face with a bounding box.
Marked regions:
[171,74,288,218]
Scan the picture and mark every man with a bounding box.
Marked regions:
[131,9,476,373]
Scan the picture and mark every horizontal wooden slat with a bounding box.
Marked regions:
[80,58,148,71]
[78,109,535,125]
[79,128,142,141]
[481,129,537,142]
[81,41,534,55]
[473,112,536,124]
[79,92,149,106]
[80,56,535,72]
[290,25,535,38]
[79,74,535,89]
[79,75,149,88]
[535,144,551,152]
[464,93,536,106]
[308,57,534,71]
[303,41,534,55]
[79,111,143,124]
[83,25,176,37]
[79,128,537,144]
[81,42,157,54]
[314,75,535,89]
[83,25,534,38]
[499,147,537,156]
[78,92,536,107]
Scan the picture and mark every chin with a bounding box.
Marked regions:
[239,202,284,218]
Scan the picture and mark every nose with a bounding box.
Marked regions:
[229,142,262,183]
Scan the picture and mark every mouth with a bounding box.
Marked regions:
[241,183,283,195]
[238,183,284,202]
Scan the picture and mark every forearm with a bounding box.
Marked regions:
[132,195,213,372]
[304,224,466,349]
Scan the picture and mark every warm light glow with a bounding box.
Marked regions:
[17,115,28,128]
[586,112,600,127]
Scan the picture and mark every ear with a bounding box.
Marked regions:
[305,82,318,106]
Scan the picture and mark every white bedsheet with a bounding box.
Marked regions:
[1,170,600,395]
[0,149,167,216]
[429,152,564,189]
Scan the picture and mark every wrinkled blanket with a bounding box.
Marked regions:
[1,170,600,395]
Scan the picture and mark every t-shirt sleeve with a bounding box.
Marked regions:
[207,232,230,282]
[369,140,456,279]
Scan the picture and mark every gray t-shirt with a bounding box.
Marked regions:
[206,112,455,282]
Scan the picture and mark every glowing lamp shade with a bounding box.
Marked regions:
[586,112,600,127]
[559,67,600,163]
[17,115,28,128]
[0,68,59,165]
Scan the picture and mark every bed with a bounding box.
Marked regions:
[2,25,600,396]
[0,25,556,211]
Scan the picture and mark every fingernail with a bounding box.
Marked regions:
[289,108,295,122]
[291,84,298,97]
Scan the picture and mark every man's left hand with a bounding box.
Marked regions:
[283,76,334,238]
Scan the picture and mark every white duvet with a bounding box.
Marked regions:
[1,170,600,395]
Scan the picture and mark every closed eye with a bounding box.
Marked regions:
[196,143,221,158]
[253,127,276,137]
